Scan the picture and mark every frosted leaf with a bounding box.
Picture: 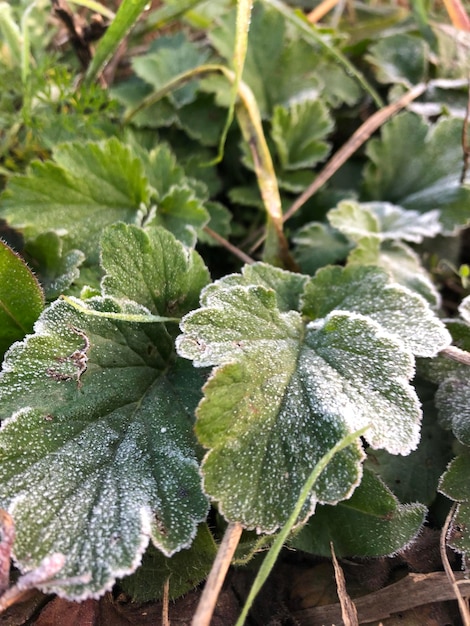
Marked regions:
[0,297,208,600]
[177,281,423,532]
[328,200,442,243]
[439,454,470,562]
[348,238,440,307]
[459,295,470,325]
[301,265,450,357]
[100,223,210,318]
[0,138,150,264]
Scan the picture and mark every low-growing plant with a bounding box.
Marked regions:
[0,0,470,623]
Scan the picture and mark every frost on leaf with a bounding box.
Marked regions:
[301,265,450,357]
[101,223,210,319]
[347,238,440,307]
[439,453,470,563]
[0,274,209,598]
[177,271,425,532]
[328,200,442,243]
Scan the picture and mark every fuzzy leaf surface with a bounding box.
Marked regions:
[101,223,210,318]
[328,200,442,243]
[439,453,470,560]
[363,112,470,234]
[348,238,440,306]
[177,272,425,531]
[0,138,150,263]
[301,265,450,357]
[0,297,208,600]
[291,469,426,557]
[0,240,44,355]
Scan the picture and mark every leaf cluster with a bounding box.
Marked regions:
[0,0,469,610]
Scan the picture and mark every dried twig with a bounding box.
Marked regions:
[192,522,243,626]
[203,226,255,265]
[461,79,470,184]
[441,345,470,367]
[249,82,428,254]
[440,502,470,626]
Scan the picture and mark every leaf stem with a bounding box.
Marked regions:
[61,296,180,323]
[191,522,243,626]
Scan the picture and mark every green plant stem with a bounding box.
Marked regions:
[61,296,180,324]
[123,63,295,269]
[84,0,149,86]
[234,425,370,626]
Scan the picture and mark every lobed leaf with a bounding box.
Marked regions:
[0,226,211,599]
[363,112,470,234]
[301,265,450,357]
[0,297,208,600]
[347,238,441,307]
[101,223,210,318]
[132,33,210,108]
[328,200,442,243]
[177,270,428,531]
[292,469,427,557]
[271,100,333,171]
[0,138,150,263]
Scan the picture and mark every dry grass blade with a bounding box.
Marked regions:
[330,542,358,626]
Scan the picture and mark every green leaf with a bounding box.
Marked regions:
[0,138,150,263]
[367,381,454,505]
[301,265,450,357]
[0,240,44,355]
[291,469,426,557]
[271,101,333,171]
[328,200,442,243]
[146,186,210,248]
[0,296,209,600]
[206,3,358,118]
[292,222,352,275]
[439,453,470,560]
[25,232,85,300]
[85,0,149,85]
[119,522,217,602]
[418,319,470,445]
[196,201,232,245]
[366,34,428,87]
[100,223,210,318]
[347,238,440,307]
[132,33,210,108]
[363,112,470,234]
[177,273,426,531]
